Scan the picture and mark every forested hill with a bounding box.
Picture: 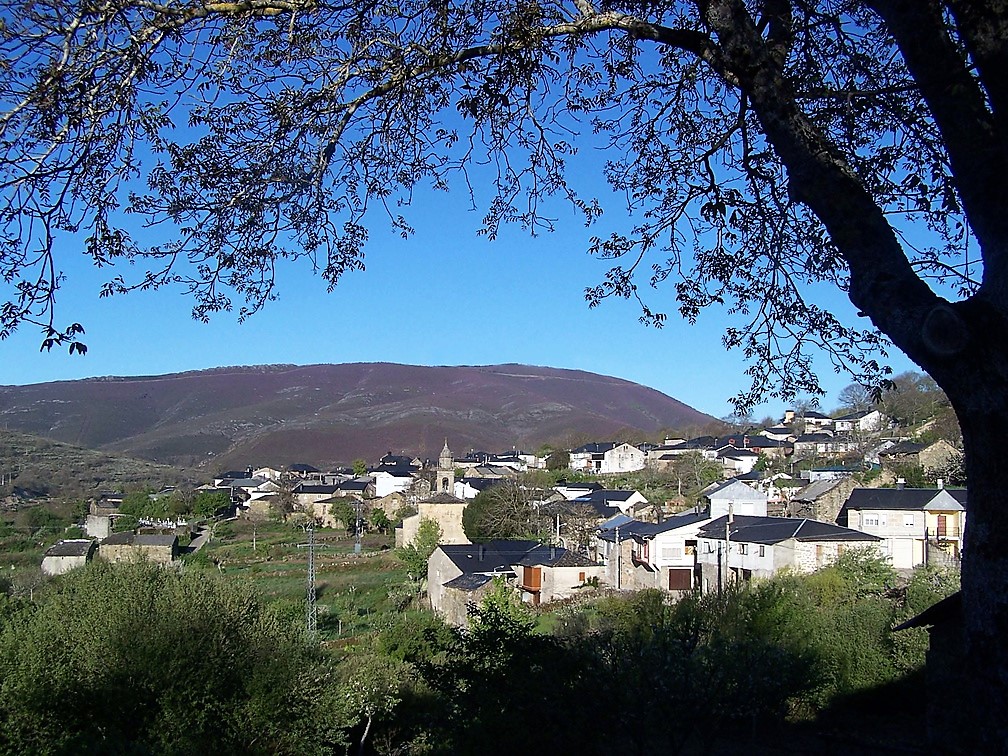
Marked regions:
[0,363,713,468]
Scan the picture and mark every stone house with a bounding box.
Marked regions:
[427,540,539,625]
[41,539,97,576]
[787,476,859,523]
[100,532,179,564]
[513,545,602,606]
[879,439,959,474]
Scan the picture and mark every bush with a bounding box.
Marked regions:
[0,562,345,755]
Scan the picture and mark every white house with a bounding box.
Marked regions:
[700,479,768,518]
[371,465,417,498]
[834,409,886,434]
[567,442,646,474]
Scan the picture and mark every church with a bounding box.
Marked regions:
[395,440,471,547]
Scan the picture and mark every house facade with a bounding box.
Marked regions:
[696,515,881,591]
[839,487,967,569]
[597,510,710,592]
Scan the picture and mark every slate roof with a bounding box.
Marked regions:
[717,447,760,458]
[597,510,709,542]
[379,453,418,466]
[135,534,178,547]
[438,540,541,575]
[842,487,967,512]
[294,484,340,495]
[879,441,926,456]
[517,545,598,568]
[570,442,618,454]
[226,477,267,489]
[337,479,371,492]
[371,464,415,477]
[443,573,495,592]
[793,478,848,502]
[44,539,96,558]
[794,433,836,443]
[102,531,136,545]
[424,491,466,504]
[288,463,320,473]
[572,489,646,518]
[698,515,880,544]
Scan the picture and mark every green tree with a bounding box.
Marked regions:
[352,458,368,478]
[545,450,570,471]
[192,490,230,519]
[369,508,391,535]
[394,518,442,583]
[5,2,1008,741]
[0,562,345,754]
[461,477,546,542]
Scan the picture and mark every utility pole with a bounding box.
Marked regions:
[354,499,363,555]
[297,525,318,636]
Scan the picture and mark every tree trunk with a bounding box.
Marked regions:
[946,386,1008,752]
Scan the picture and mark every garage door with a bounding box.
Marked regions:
[668,568,692,591]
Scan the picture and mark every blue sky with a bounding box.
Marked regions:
[0,168,919,419]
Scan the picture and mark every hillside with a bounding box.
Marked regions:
[0,429,194,500]
[0,363,713,469]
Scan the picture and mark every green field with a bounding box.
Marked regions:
[183,519,413,643]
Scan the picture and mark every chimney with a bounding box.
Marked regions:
[897,477,905,490]
[937,478,944,489]
[478,544,484,562]
[550,545,556,561]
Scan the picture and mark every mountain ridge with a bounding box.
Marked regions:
[0,363,714,468]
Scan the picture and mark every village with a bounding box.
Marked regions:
[39,404,966,629]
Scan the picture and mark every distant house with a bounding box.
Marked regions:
[879,439,959,473]
[288,463,322,480]
[292,483,341,511]
[696,515,881,591]
[716,446,761,476]
[792,432,856,457]
[839,486,967,569]
[700,479,768,518]
[371,464,417,498]
[800,410,835,434]
[570,489,648,519]
[100,532,179,564]
[568,442,646,474]
[41,539,97,576]
[834,409,886,434]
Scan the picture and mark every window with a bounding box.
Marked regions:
[578,571,586,582]
[904,514,915,527]
[738,543,748,555]
[863,513,886,527]
[759,545,765,557]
